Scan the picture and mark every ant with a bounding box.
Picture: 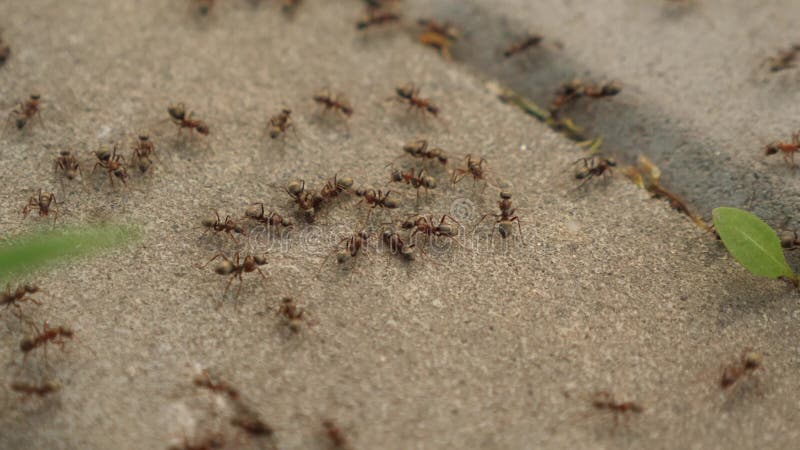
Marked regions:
[780,229,800,250]
[549,79,621,117]
[277,297,307,333]
[191,0,215,16]
[244,203,294,233]
[6,94,43,131]
[0,35,9,66]
[451,154,489,190]
[719,349,763,390]
[230,405,274,438]
[193,369,240,401]
[131,134,158,174]
[767,44,800,72]
[285,179,320,223]
[390,168,436,199]
[401,214,460,243]
[203,252,269,298]
[381,227,416,262]
[397,139,448,166]
[54,150,82,181]
[417,19,459,60]
[392,84,440,117]
[476,191,523,239]
[764,131,800,168]
[319,174,354,202]
[200,211,247,242]
[168,103,210,137]
[356,8,401,30]
[1,283,42,321]
[354,188,400,219]
[312,90,354,118]
[267,108,294,139]
[19,321,74,364]
[10,380,61,399]
[92,145,129,186]
[322,419,350,449]
[327,229,371,264]
[503,33,543,58]
[22,189,58,222]
[590,390,644,426]
[574,155,616,188]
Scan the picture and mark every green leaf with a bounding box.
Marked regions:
[712,207,794,280]
[0,223,140,282]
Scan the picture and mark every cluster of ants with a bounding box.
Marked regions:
[1,283,79,402]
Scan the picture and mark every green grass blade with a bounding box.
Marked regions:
[712,207,794,280]
[0,224,139,282]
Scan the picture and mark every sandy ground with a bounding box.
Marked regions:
[0,1,799,449]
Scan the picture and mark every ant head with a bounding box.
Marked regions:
[427,105,439,115]
[95,147,111,161]
[244,205,262,219]
[381,229,395,241]
[59,149,71,156]
[30,94,41,100]
[201,217,217,227]
[24,284,39,294]
[606,158,618,167]
[390,169,404,182]
[354,188,367,197]
[500,190,513,200]
[196,123,210,135]
[400,217,415,229]
[282,297,293,305]
[20,339,35,353]
[167,103,186,121]
[281,108,292,115]
[601,81,622,96]
[342,105,354,117]
[764,144,779,155]
[138,134,149,141]
[396,84,414,98]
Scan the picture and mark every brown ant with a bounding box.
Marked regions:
[764,131,800,167]
[6,94,43,131]
[354,188,400,219]
[22,189,58,222]
[92,145,129,186]
[267,108,294,139]
[356,9,401,30]
[193,369,240,401]
[719,349,763,390]
[326,229,371,264]
[131,134,158,174]
[312,90,354,118]
[590,390,644,426]
[476,191,522,239]
[390,168,436,199]
[780,229,800,250]
[503,33,543,58]
[285,179,319,223]
[451,154,489,190]
[396,139,448,166]
[54,150,82,181]
[244,203,294,233]
[417,19,459,60]
[418,19,460,41]
[574,155,616,188]
[1,283,42,321]
[10,380,61,399]
[381,227,416,262]
[168,103,210,136]
[401,214,460,243]
[277,297,307,333]
[0,36,9,66]
[19,321,74,364]
[767,44,800,72]
[319,174,354,201]
[200,211,247,242]
[230,404,274,438]
[322,419,350,449]
[202,252,269,298]
[392,84,440,117]
[549,79,622,117]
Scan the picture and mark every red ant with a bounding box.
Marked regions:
[764,131,800,167]
[6,94,43,131]
[322,419,350,449]
[131,134,159,174]
[244,203,294,233]
[549,79,621,117]
[168,103,210,136]
[392,84,440,117]
[355,188,400,219]
[381,227,417,262]
[202,252,269,298]
[451,154,489,190]
[326,229,371,264]
[54,150,82,181]
[92,145,129,186]
[22,189,58,223]
[200,211,247,242]
[285,179,320,223]
[767,44,800,72]
[503,33,543,58]
[1,283,42,321]
[476,191,523,239]
[267,108,294,139]
[19,321,74,364]
[356,9,401,30]
[401,214,460,243]
[10,380,61,399]
[719,349,763,390]
[590,390,644,426]
[417,19,459,60]
[574,155,616,188]
[390,168,436,199]
[320,174,354,201]
[193,369,240,401]
[313,90,354,118]
[391,139,448,167]
[277,297,307,333]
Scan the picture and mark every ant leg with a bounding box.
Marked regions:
[234,273,244,298]
[201,253,230,268]
[223,274,236,298]
[255,267,269,285]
